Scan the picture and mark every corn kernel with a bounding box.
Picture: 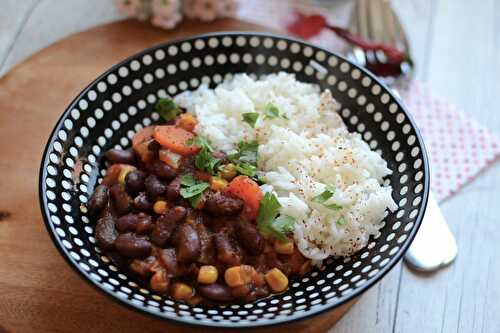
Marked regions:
[197,265,219,284]
[224,265,255,287]
[219,163,237,181]
[265,268,289,293]
[210,176,228,192]
[274,239,294,255]
[224,266,244,287]
[153,200,168,215]
[171,282,193,301]
[118,165,137,185]
[177,113,197,132]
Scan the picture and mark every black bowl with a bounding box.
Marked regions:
[39,32,429,328]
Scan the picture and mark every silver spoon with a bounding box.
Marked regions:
[348,0,457,272]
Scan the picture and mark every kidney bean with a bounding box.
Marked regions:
[129,256,156,278]
[105,148,136,165]
[148,160,176,181]
[116,212,153,233]
[133,192,154,211]
[114,233,151,258]
[136,213,154,234]
[151,206,186,247]
[204,192,244,216]
[214,233,242,266]
[145,174,167,199]
[231,284,252,299]
[236,220,264,255]
[95,215,118,251]
[87,184,109,216]
[198,284,234,302]
[110,183,133,215]
[195,222,215,264]
[159,248,179,277]
[125,170,147,195]
[116,213,138,233]
[150,269,170,294]
[166,175,182,201]
[175,224,201,263]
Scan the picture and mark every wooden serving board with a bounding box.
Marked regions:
[0,18,354,332]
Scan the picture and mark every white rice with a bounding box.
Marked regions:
[175,72,397,262]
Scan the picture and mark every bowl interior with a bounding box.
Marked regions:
[39,32,429,327]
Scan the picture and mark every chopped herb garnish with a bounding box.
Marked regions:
[179,182,209,198]
[235,162,257,177]
[187,136,214,152]
[264,103,288,120]
[242,112,259,128]
[180,175,196,186]
[179,176,210,208]
[194,148,220,174]
[234,140,259,165]
[155,98,181,121]
[312,185,343,210]
[264,103,280,119]
[257,192,295,241]
[337,217,346,226]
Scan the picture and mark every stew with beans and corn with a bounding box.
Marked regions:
[87,99,311,304]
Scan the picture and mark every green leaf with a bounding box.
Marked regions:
[312,185,343,210]
[189,193,204,208]
[179,182,209,199]
[155,98,181,121]
[269,216,296,241]
[256,192,295,241]
[264,103,280,119]
[336,217,346,226]
[187,136,214,152]
[194,148,220,174]
[235,163,257,177]
[181,175,196,186]
[236,140,259,165]
[242,112,259,128]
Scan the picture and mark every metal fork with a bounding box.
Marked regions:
[348,0,457,272]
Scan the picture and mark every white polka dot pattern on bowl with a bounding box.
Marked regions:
[39,33,429,328]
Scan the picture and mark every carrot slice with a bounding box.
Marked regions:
[132,126,155,148]
[227,176,263,221]
[153,125,199,156]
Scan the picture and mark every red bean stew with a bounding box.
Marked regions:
[87,102,311,304]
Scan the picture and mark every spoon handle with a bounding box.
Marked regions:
[404,191,457,271]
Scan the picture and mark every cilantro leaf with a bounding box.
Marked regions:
[155,98,181,121]
[179,182,209,198]
[187,136,214,152]
[336,217,346,226]
[312,185,343,210]
[194,148,220,174]
[180,175,196,186]
[264,103,280,119]
[269,216,296,241]
[179,176,210,208]
[236,140,259,165]
[256,192,295,241]
[235,162,257,177]
[242,112,259,128]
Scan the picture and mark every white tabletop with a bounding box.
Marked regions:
[2,0,499,332]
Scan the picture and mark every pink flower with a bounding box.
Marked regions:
[151,12,182,29]
[152,0,181,17]
[184,0,218,22]
[217,0,238,18]
[114,0,152,21]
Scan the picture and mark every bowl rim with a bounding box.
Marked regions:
[38,31,430,328]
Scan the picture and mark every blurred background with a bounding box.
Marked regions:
[1,1,499,332]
